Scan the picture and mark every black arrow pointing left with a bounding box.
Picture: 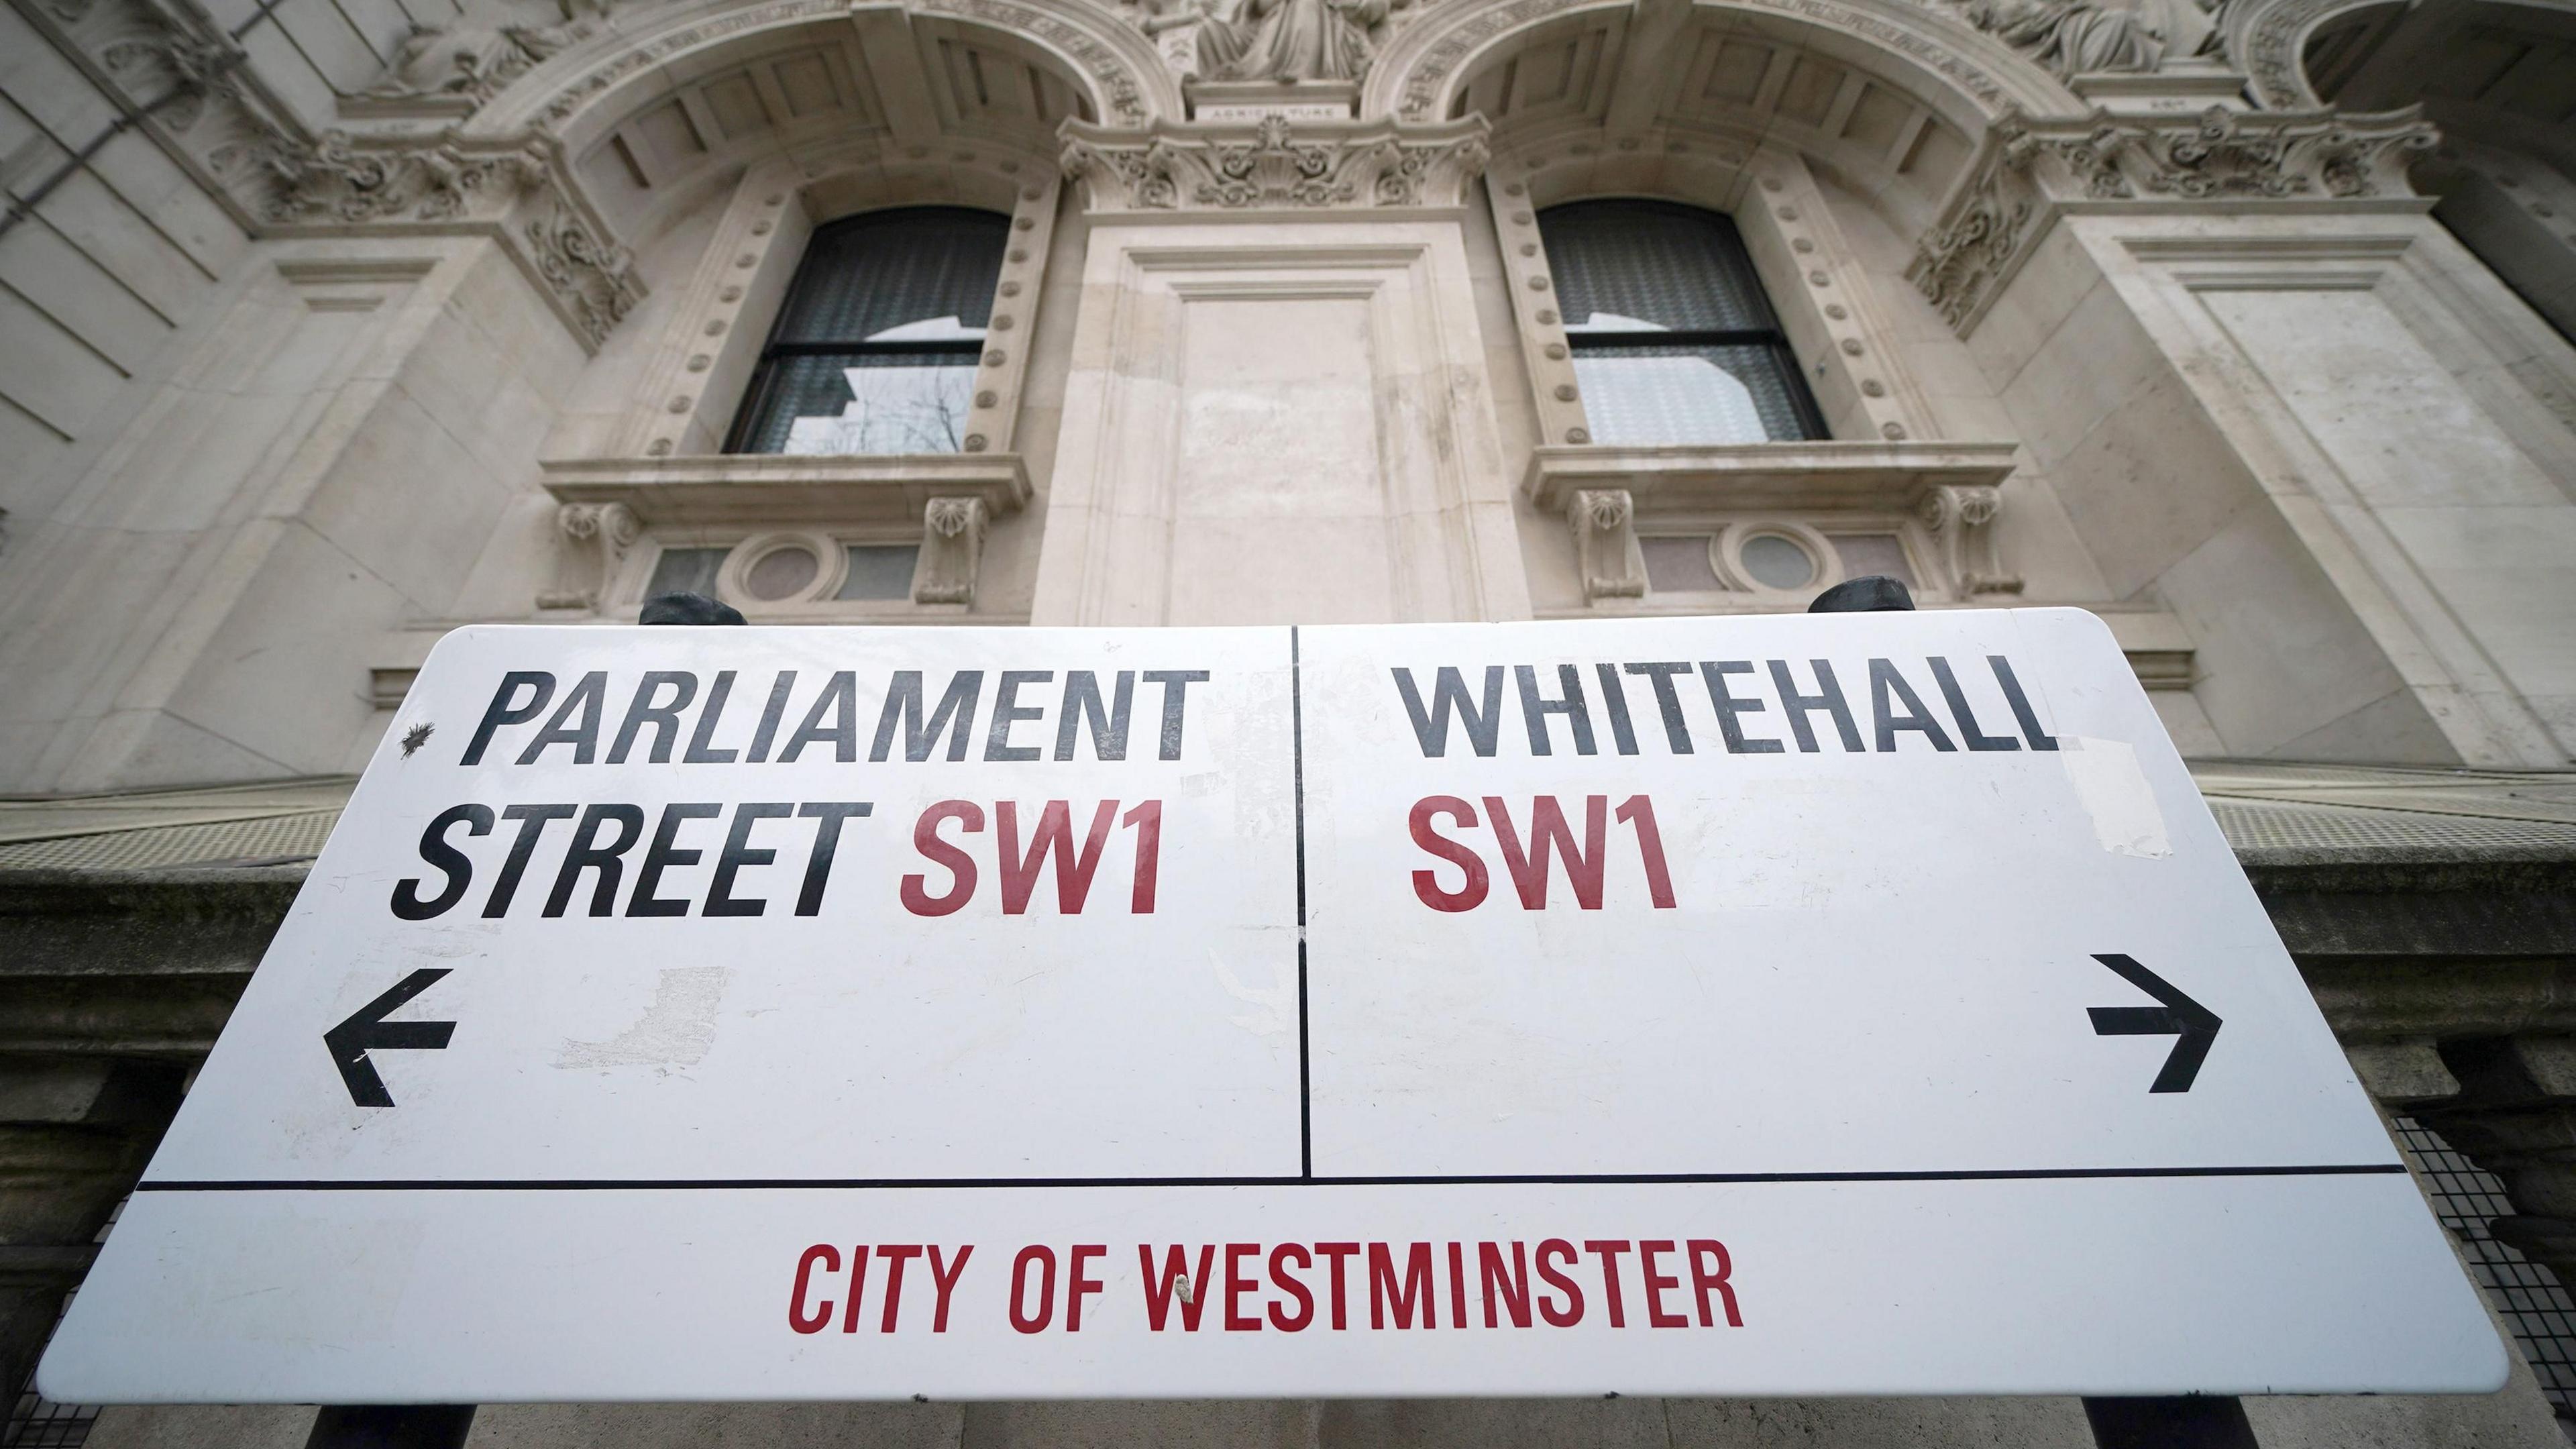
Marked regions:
[325,968,456,1108]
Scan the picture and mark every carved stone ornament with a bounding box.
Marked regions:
[258,132,645,349]
[916,497,991,606]
[1918,484,2022,597]
[1943,0,2218,81]
[1568,488,1645,603]
[1061,113,1489,211]
[1193,0,1413,83]
[262,133,548,224]
[1907,104,2436,332]
[541,501,642,612]
[361,18,592,109]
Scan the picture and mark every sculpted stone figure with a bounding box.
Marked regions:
[364,15,586,103]
[1958,0,2216,78]
[1195,0,1404,83]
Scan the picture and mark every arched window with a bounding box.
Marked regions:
[726,207,1010,455]
[1538,201,1826,446]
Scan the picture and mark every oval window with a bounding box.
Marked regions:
[1740,533,1817,591]
[743,544,822,601]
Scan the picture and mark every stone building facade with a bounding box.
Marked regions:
[2,0,2575,1434]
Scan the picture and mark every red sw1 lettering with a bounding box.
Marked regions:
[1408,794,1676,912]
[900,800,1162,916]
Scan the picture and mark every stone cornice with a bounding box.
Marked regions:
[16,0,645,352]
[260,131,647,352]
[1059,113,1491,213]
[1907,103,2438,334]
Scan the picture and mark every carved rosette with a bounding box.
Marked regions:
[1568,488,1644,603]
[1909,105,2438,335]
[1061,114,1490,212]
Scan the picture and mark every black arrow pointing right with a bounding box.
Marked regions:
[325,968,456,1108]
[2087,953,2221,1093]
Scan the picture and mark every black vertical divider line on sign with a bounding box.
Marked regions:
[1292,627,1313,1180]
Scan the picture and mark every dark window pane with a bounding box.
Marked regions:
[770,208,1009,343]
[751,351,980,455]
[1540,201,1777,334]
[1641,535,1722,592]
[646,547,727,600]
[731,207,1008,455]
[839,545,921,600]
[1572,343,1811,445]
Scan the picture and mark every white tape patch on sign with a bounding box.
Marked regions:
[38,609,2506,1404]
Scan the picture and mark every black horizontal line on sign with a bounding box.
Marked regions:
[135,1164,2408,1192]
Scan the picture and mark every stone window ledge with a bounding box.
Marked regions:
[1523,441,2019,514]
[538,453,1032,528]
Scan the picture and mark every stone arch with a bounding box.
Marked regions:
[2224,0,2398,107]
[475,0,1181,144]
[1362,0,2069,134]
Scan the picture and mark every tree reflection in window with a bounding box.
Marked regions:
[1538,201,1826,445]
[727,207,1010,455]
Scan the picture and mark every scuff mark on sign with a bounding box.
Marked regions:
[557,966,731,1068]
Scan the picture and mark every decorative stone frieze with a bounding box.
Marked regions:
[1908,104,2438,334]
[916,497,991,606]
[539,501,641,612]
[1568,489,1645,603]
[1918,482,2022,596]
[1060,113,1490,211]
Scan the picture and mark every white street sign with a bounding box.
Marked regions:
[40,609,2505,1403]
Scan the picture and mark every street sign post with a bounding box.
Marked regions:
[40,609,2506,1403]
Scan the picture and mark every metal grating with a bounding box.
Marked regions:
[2393,1118,2576,1436]
[2207,799,2576,853]
[0,811,339,871]
[2,1201,120,1448]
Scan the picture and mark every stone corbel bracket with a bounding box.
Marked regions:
[1909,104,2439,337]
[537,501,641,612]
[1917,482,2022,597]
[1059,113,1491,214]
[916,496,989,606]
[1568,489,1644,604]
[260,131,645,353]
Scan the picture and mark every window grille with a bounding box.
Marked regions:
[1537,201,1826,446]
[726,208,1010,456]
[2392,1116,2576,1437]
